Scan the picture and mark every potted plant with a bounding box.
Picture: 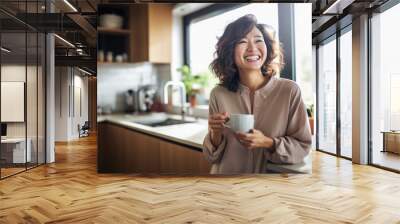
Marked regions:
[177,65,209,107]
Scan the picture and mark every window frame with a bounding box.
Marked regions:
[0,2,48,180]
[368,0,400,173]
[182,3,246,67]
[315,21,353,161]
[182,3,298,81]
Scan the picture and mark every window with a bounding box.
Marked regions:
[294,4,313,107]
[317,36,337,155]
[340,27,352,158]
[315,22,353,159]
[371,2,400,171]
[390,74,400,130]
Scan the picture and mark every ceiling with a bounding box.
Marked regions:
[0,0,97,74]
[0,0,394,74]
[310,0,390,43]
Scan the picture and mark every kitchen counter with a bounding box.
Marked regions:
[98,113,208,151]
[98,113,312,173]
[97,113,211,173]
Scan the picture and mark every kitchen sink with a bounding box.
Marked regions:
[134,118,195,127]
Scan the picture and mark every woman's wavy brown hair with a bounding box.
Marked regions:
[210,14,284,92]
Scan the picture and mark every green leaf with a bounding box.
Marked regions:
[177,65,212,96]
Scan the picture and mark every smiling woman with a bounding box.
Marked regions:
[210,14,283,92]
[202,14,312,174]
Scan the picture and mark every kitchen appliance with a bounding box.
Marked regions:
[124,89,136,113]
[1,123,7,140]
[137,85,157,113]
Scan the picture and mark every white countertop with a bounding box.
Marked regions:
[98,113,208,150]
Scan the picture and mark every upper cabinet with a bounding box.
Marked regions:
[98,5,131,63]
[130,4,172,64]
[97,4,172,64]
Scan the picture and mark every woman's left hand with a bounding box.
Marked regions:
[235,129,274,150]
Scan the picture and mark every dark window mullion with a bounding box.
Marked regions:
[25,0,28,171]
[278,4,296,80]
[336,29,341,157]
[316,45,319,151]
[36,0,39,167]
[367,11,373,165]
[44,0,48,164]
[72,68,74,118]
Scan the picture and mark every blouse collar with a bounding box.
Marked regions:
[238,75,277,99]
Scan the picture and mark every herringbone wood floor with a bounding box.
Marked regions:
[1,134,400,223]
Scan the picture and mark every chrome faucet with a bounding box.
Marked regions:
[163,80,187,118]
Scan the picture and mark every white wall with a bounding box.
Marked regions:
[1,64,46,164]
[1,65,35,137]
[171,11,184,81]
[72,74,89,138]
[55,67,89,141]
[1,82,25,122]
[55,66,68,141]
[97,62,170,113]
[1,65,26,81]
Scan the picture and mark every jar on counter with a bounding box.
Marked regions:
[106,52,113,63]
[98,50,104,62]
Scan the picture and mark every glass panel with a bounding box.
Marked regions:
[27,31,38,169]
[38,32,45,165]
[371,3,400,171]
[340,28,352,158]
[26,0,39,169]
[317,37,337,154]
[0,1,46,178]
[294,4,314,140]
[1,31,28,177]
[295,4,313,106]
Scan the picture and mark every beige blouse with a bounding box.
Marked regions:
[202,76,312,174]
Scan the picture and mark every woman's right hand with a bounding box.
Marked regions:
[208,112,229,146]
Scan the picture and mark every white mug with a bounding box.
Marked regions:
[226,114,254,133]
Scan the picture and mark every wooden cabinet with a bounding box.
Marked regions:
[382,131,400,154]
[98,122,211,174]
[126,129,160,173]
[130,4,172,64]
[98,122,160,173]
[159,141,210,174]
[97,4,172,64]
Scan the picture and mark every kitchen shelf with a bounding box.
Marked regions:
[97,27,131,35]
[97,4,172,64]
